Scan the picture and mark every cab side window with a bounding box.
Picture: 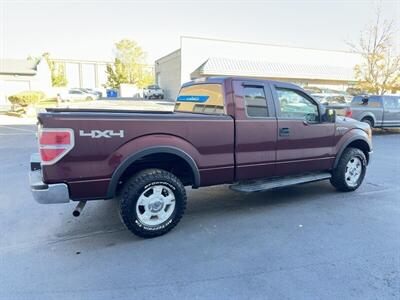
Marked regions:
[244,86,269,118]
[277,88,319,122]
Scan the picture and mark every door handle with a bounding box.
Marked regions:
[279,127,290,137]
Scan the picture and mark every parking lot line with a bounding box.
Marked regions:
[0,133,35,136]
[0,125,36,133]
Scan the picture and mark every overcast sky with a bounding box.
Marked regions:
[0,0,399,64]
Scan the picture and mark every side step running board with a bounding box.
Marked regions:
[229,172,332,193]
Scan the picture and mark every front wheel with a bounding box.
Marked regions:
[119,169,187,238]
[330,147,367,192]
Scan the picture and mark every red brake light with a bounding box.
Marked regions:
[38,129,74,165]
[345,108,352,118]
[39,131,71,145]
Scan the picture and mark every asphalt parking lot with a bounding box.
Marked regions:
[0,123,399,300]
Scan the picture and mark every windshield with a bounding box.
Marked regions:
[175,83,225,115]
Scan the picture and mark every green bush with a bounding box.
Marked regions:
[8,91,46,107]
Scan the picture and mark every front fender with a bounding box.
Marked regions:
[333,129,372,168]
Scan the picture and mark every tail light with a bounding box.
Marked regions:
[38,128,74,165]
[345,107,353,118]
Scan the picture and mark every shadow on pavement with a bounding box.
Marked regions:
[50,181,338,244]
[372,128,400,135]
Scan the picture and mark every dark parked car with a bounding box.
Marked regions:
[313,93,352,118]
[30,77,372,238]
[312,94,348,105]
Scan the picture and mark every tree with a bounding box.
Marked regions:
[136,69,155,88]
[42,53,68,87]
[105,39,154,89]
[349,7,400,95]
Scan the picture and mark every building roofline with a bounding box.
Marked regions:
[180,35,357,55]
[155,49,181,63]
[52,58,114,64]
[0,71,36,76]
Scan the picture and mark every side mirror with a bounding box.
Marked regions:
[323,108,336,123]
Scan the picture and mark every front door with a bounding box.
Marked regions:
[271,83,336,176]
[233,80,278,181]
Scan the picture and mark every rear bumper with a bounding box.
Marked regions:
[29,154,70,204]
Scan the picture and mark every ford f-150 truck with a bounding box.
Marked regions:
[30,77,373,238]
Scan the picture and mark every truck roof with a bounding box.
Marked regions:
[182,76,303,91]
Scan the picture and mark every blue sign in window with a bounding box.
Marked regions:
[177,95,209,102]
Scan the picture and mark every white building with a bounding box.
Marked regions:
[155,36,362,99]
[0,57,156,109]
[52,58,111,89]
[0,58,52,110]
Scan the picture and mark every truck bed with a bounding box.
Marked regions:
[38,109,235,200]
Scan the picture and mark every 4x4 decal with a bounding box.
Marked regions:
[79,130,124,139]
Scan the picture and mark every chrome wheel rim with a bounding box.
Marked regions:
[136,185,176,226]
[345,157,362,187]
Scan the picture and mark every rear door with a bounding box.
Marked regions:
[383,96,400,127]
[233,80,277,181]
[271,82,335,176]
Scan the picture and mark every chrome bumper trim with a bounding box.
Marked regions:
[29,169,70,204]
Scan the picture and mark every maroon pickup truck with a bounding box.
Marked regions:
[30,77,373,238]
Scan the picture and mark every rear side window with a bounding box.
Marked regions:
[352,96,382,108]
[175,84,225,115]
[351,96,364,106]
[244,86,269,117]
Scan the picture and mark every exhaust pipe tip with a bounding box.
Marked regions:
[72,201,87,217]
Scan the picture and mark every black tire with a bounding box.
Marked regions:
[361,117,374,128]
[330,147,367,192]
[86,96,94,101]
[119,169,187,238]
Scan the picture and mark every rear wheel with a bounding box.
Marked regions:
[330,147,367,192]
[361,117,374,128]
[119,169,187,238]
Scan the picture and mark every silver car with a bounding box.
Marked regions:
[58,89,99,102]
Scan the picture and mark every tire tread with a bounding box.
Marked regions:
[330,147,366,192]
[119,168,187,238]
